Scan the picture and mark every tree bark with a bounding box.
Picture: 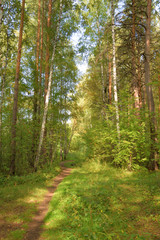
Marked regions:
[44,0,52,101]
[38,0,44,115]
[111,0,120,139]
[144,0,158,170]
[31,0,42,166]
[34,0,41,113]
[63,93,67,160]
[131,0,140,110]
[34,0,63,170]
[137,55,143,109]
[108,56,112,104]
[10,0,25,175]
[0,20,10,160]
[42,0,52,157]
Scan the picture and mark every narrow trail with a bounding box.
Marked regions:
[23,165,72,240]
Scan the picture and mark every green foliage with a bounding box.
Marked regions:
[73,103,152,170]
[41,162,160,239]
[0,0,80,175]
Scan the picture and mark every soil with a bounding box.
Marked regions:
[23,166,72,240]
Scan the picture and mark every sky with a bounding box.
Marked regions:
[71,31,88,75]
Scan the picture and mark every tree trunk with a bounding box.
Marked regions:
[111,0,120,139]
[44,0,52,101]
[108,56,112,104]
[38,0,44,116]
[31,0,41,166]
[144,0,158,170]
[131,0,140,111]
[10,0,25,175]
[0,26,9,160]
[35,0,41,111]
[137,55,143,109]
[34,0,63,170]
[63,94,67,160]
[60,135,63,161]
[60,69,63,161]
[42,0,52,157]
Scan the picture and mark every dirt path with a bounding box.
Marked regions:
[23,166,72,240]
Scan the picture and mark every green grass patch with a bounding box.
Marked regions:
[65,151,86,167]
[0,165,61,240]
[41,161,160,240]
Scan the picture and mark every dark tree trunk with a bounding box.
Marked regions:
[144,0,158,170]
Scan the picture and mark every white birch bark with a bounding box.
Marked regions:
[111,0,120,139]
[34,0,63,170]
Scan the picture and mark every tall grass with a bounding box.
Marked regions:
[41,161,160,240]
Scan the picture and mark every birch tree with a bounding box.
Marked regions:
[34,0,63,171]
[38,0,45,115]
[111,0,120,139]
[31,0,42,165]
[45,0,52,101]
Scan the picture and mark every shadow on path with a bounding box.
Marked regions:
[23,167,72,240]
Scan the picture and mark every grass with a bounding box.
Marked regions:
[40,161,160,240]
[0,165,61,240]
[65,151,86,168]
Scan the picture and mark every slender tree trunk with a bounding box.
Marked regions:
[101,63,105,103]
[63,94,67,160]
[34,0,63,170]
[144,0,158,170]
[60,134,63,161]
[0,28,9,159]
[60,70,63,161]
[137,55,143,108]
[10,0,25,175]
[131,0,139,110]
[108,56,112,104]
[111,0,120,139]
[38,0,44,115]
[44,0,52,101]
[35,0,41,108]
[42,0,52,157]
[31,0,41,166]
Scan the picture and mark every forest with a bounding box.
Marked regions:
[0,0,160,239]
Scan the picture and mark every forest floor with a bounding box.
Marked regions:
[0,165,63,240]
[0,160,160,240]
[23,166,72,240]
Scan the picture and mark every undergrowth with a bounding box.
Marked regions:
[41,161,160,240]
